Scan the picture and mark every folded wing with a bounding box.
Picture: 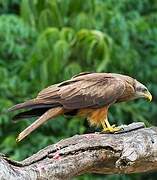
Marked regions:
[37,73,126,109]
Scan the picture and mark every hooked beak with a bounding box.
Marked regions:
[144,91,152,101]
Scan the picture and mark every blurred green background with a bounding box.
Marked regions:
[0,0,157,179]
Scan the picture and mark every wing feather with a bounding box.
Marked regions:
[59,78,125,109]
[36,73,126,110]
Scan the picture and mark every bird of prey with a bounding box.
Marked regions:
[9,72,152,142]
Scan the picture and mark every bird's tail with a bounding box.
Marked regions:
[12,108,51,121]
[8,99,61,121]
[8,99,55,112]
[16,107,64,142]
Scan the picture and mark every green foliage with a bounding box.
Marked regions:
[0,14,37,160]
[0,0,21,14]
[0,0,157,179]
[21,28,111,89]
[0,15,36,70]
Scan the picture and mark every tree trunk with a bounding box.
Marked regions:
[0,122,157,180]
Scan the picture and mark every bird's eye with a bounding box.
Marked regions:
[142,88,147,92]
[141,87,147,92]
[136,87,147,92]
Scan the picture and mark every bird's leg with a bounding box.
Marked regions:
[105,118,120,132]
[98,106,120,133]
[101,119,107,130]
[101,117,120,133]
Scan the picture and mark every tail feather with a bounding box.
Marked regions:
[16,107,64,142]
[8,99,60,112]
[8,99,43,112]
[12,107,51,121]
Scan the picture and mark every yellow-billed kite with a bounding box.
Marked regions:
[9,72,152,141]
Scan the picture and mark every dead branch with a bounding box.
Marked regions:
[1,122,157,180]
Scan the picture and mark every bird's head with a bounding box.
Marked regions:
[134,80,152,101]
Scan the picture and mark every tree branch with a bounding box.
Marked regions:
[1,122,157,180]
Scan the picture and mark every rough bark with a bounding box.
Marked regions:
[1,122,157,180]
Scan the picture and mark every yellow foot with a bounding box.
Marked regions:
[102,125,121,133]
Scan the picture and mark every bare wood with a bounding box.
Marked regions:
[1,122,157,180]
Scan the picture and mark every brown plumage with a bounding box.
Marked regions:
[9,72,152,141]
